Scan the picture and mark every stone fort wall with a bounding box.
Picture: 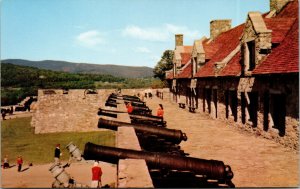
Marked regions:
[31,88,150,134]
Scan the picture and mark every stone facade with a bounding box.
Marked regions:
[168,74,299,150]
[241,12,272,75]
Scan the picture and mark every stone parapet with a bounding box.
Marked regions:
[115,93,153,188]
[116,127,153,188]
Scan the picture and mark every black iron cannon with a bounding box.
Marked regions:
[98,118,187,144]
[130,106,152,115]
[83,143,234,187]
[109,96,142,103]
[98,109,118,118]
[109,94,141,102]
[124,100,146,106]
[104,101,117,108]
[129,114,166,127]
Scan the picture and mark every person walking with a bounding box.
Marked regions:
[17,156,23,172]
[157,104,164,118]
[91,161,102,188]
[54,144,62,165]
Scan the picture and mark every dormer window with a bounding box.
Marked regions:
[247,40,256,71]
[192,57,197,76]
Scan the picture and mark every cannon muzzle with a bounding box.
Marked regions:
[83,143,234,182]
[98,118,187,144]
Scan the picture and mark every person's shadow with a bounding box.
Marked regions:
[8,165,16,168]
[20,167,30,172]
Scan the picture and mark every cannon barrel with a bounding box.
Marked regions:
[132,106,150,111]
[129,114,163,122]
[109,94,141,102]
[105,101,117,108]
[98,118,187,144]
[109,97,142,103]
[125,100,146,106]
[128,102,147,108]
[83,143,234,182]
[99,108,127,114]
[98,109,118,118]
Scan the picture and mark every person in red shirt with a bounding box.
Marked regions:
[157,104,164,117]
[126,102,133,114]
[91,161,102,188]
[17,156,23,172]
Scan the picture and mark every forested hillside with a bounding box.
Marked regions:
[1,63,163,106]
[2,59,154,78]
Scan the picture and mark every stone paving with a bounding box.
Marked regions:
[144,96,299,187]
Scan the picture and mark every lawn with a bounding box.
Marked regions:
[1,117,115,165]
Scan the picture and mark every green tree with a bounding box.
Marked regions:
[153,50,174,80]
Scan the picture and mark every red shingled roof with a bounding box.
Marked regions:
[264,18,296,43]
[181,52,192,65]
[183,46,193,53]
[177,62,192,79]
[276,0,298,18]
[252,19,298,74]
[219,51,242,77]
[195,24,244,78]
[202,39,219,60]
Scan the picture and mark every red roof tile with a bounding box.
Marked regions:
[177,62,192,79]
[202,39,219,60]
[253,19,298,74]
[195,24,244,78]
[183,46,193,53]
[276,0,298,18]
[264,18,296,43]
[219,51,242,77]
[181,52,192,65]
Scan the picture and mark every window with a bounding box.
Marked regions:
[247,41,256,71]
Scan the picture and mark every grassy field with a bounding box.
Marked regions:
[1,117,115,165]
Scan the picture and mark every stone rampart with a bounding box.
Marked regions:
[31,89,115,133]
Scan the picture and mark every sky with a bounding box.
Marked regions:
[1,0,269,68]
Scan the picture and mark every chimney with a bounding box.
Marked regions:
[210,20,231,40]
[175,34,183,46]
[270,0,291,14]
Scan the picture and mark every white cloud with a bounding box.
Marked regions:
[165,24,200,39]
[122,25,168,42]
[122,24,200,42]
[76,30,106,48]
[135,47,151,53]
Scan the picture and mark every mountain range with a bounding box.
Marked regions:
[1,59,154,78]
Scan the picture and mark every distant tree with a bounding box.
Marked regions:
[153,50,174,80]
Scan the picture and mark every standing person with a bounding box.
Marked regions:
[17,156,23,172]
[54,144,62,165]
[2,111,6,120]
[126,102,133,114]
[91,161,102,188]
[3,155,9,169]
[157,104,164,118]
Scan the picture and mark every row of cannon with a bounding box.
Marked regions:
[96,93,235,188]
[49,93,235,188]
